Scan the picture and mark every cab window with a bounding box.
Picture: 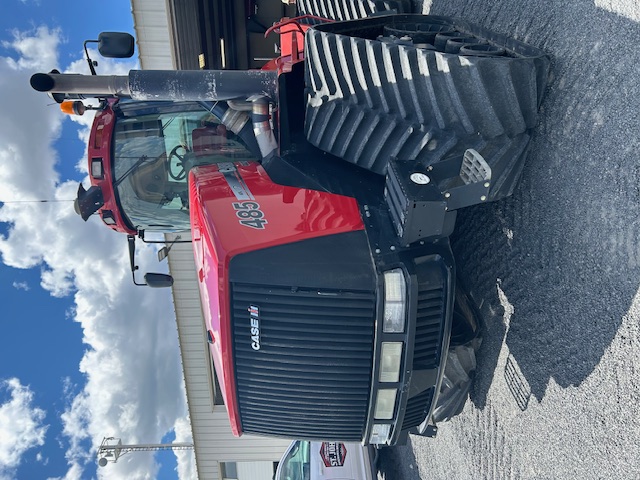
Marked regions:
[111,101,256,231]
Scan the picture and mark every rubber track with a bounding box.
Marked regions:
[304,17,550,200]
[297,0,410,22]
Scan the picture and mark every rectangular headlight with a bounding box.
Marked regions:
[374,388,397,420]
[379,342,403,383]
[101,210,116,226]
[369,424,392,445]
[91,157,104,179]
[383,269,406,333]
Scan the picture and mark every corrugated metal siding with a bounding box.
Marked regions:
[166,233,291,480]
[131,0,175,69]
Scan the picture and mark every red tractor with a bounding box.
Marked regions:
[31,12,549,446]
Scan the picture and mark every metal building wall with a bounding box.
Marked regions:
[237,461,276,480]
[130,0,175,69]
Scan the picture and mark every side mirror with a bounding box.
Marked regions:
[98,32,135,58]
[144,273,174,288]
[127,235,173,288]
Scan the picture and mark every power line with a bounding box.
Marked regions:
[0,199,75,203]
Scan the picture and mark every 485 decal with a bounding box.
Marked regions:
[233,201,267,229]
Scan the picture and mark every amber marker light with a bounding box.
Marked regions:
[60,100,86,116]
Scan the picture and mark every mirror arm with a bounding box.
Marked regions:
[127,235,147,286]
[139,238,192,244]
[131,272,147,287]
[127,234,174,287]
[138,229,192,244]
[83,40,98,75]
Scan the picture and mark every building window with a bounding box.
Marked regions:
[205,338,226,409]
[220,462,238,480]
[212,367,225,406]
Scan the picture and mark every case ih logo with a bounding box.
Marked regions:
[320,442,347,467]
[249,305,260,351]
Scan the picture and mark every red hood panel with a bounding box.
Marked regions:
[189,161,365,436]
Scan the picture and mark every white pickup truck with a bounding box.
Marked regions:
[275,440,377,480]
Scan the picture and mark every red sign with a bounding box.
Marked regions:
[320,442,347,467]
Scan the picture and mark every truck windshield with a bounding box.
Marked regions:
[278,440,310,480]
[112,101,256,231]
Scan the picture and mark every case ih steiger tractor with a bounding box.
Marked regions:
[31,10,549,447]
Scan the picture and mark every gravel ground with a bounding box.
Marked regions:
[378,1,640,479]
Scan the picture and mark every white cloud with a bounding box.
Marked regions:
[47,461,83,480]
[0,378,49,480]
[2,26,60,71]
[173,416,197,479]
[0,28,61,207]
[12,281,29,291]
[0,27,192,480]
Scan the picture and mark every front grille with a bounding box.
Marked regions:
[402,387,435,429]
[413,270,447,370]
[400,259,448,429]
[231,282,376,440]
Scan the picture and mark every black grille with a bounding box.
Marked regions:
[400,259,448,429]
[384,166,409,240]
[402,388,435,430]
[413,270,447,370]
[231,283,376,440]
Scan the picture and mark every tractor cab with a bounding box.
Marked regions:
[76,99,258,234]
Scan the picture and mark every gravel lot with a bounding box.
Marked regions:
[378,1,640,478]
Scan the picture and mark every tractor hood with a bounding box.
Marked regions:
[188,161,364,435]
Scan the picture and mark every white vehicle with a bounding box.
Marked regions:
[275,440,377,480]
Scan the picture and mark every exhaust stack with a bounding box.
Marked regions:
[30,69,278,102]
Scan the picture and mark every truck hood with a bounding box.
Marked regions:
[188,161,364,435]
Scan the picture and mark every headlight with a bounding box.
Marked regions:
[101,210,116,226]
[91,157,104,179]
[379,342,403,383]
[383,269,406,333]
[369,424,392,444]
[374,388,397,420]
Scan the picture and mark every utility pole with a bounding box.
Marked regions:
[97,437,194,467]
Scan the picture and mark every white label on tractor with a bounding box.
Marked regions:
[410,173,431,185]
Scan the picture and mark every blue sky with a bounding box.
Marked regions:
[0,1,193,479]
